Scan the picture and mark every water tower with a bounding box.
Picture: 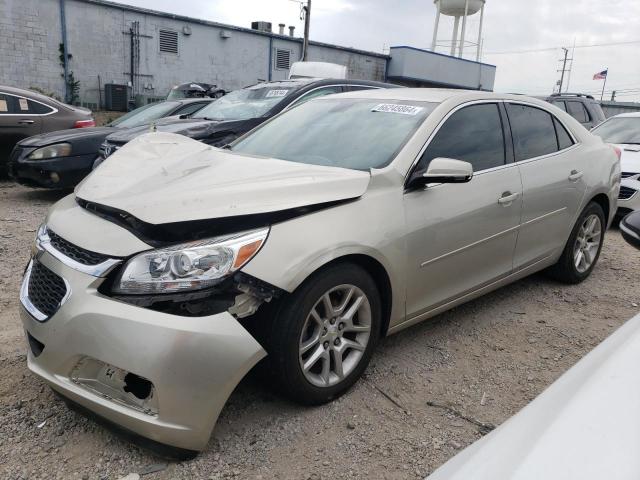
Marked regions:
[431,0,486,61]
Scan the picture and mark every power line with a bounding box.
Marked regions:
[485,39,640,55]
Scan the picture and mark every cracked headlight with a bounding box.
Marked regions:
[113,228,269,294]
[28,143,72,160]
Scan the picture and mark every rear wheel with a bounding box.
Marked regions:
[266,263,381,405]
[546,202,605,284]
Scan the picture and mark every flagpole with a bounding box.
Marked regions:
[600,67,608,101]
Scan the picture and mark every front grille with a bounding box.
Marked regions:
[98,142,121,159]
[619,186,638,200]
[28,261,67,318]
[621,172,638,179]
[48,229,110,265]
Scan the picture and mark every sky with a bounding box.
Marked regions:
[112,0,640,101]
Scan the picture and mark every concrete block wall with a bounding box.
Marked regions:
[1,0,388,109]
[0,0,66,99]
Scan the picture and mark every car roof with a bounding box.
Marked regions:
[245,78,398,91]
[610,112,640,118]
[0,85,64,106]
[315,89,568,113]
[319,88,529,103]
[175,98,215,104]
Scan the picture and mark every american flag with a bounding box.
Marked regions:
[593,70,608,80]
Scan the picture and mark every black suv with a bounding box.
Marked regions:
[98,78,398,160]
[545,93,606,130]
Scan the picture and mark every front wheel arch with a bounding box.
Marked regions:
[299,254,393,338]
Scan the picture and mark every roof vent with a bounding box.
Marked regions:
[289,26,296,37]
[279,23,285,35]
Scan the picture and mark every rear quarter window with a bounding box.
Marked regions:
[27,100,55,114]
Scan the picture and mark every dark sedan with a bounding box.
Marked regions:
[8,98,213,188]
[0,85,94,176]
[98,78,399,160]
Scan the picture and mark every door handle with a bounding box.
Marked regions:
[568,170,583,182]
[18,119,35,125]
[498,191,520,206]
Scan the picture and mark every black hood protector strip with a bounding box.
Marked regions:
[76,197,355,247]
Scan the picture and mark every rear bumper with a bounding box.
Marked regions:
[20,251,266,451]
[8,146,95,188]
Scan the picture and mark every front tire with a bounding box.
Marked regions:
[546,202,605,284]
[266,263,381,405]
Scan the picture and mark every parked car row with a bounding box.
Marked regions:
[3,78,395,188]
[18,86,621,455]
[8,97,215,188]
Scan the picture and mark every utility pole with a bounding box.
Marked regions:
[301,0,311,61]
[611,90,616,102]
[557,47,571,94]
[59,0,70,103]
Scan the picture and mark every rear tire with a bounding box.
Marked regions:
[265,263,381,405]
[546,202,605,284]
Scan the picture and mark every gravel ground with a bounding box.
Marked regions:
[1,180,639,480]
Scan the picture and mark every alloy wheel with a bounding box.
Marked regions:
[298,284,372,388]
[573,214,602,273]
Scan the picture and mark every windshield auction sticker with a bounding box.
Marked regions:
[372,104,423,115]
[265,89,289,98]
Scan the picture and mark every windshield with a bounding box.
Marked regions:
[194,86,295,121]
[231,98,436,170]
[110,102,180,128]
[591,117,640,144]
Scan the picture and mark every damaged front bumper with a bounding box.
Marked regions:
[19,248,266,452]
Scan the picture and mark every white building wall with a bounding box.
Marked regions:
[0,0,388,109]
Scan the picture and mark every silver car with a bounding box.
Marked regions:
[19,89,620,454]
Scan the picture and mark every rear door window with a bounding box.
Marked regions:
[507,104,559,161]
[417,103,506,173]
[566,101,589,123]
[0,93,17,114]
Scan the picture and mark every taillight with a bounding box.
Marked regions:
[611,145,622,161]
[74,119,95,128]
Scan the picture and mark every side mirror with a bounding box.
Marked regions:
[423,158,474,183]
[621,211,640,250]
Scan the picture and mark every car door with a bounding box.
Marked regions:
[0,93,43,164]
[505,102,587,270]
[404,102,523,319]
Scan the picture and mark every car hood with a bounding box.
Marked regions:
[104,117,221,144]
[614,143,640,174]
[76,132,371,225]
[426,313,640,480]
[18,126,116,147]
